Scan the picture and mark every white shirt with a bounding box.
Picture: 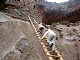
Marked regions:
[42,29,56,39]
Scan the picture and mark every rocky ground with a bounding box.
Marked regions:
[0,1,80,60]
[50,23,80,60]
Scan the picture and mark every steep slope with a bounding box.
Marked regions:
[0,12,48,60]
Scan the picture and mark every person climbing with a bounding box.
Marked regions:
[41,29,56,51]
[38,23,45,34]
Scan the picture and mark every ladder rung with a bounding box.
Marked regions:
[29,17,64,60]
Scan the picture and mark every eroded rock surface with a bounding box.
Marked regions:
[50,23,80,60]
[0,14,44,60]
[2,37,41,60]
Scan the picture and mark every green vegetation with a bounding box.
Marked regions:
[55,20,70,25]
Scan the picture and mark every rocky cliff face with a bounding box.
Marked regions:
[0,1,80,60]
[33,0,80,24]
[42,7,80,24]
[1,0,80,24]
[0,12,45,60]
[0,21,40,60]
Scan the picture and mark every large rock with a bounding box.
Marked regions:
[51,24,80,60]
[0,16,9,22]
[2,37,40,60]
[0,16,41,60]
[42,8,80,24]
[33,0,80,24]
